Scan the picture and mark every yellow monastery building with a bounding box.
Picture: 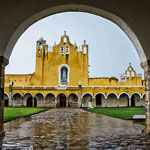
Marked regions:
[4,32,145,108]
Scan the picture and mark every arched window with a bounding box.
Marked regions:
[61,67,68,82]
[66,46,69,54]
[83,46,86,54]
[60,45,64,54]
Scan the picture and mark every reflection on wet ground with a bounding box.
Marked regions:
[0,108,148,149]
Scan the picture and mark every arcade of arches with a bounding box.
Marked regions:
[1,1,150,135]
[4,33,145,109]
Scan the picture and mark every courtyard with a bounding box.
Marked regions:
[1,108,148,149]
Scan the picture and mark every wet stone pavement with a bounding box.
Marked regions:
[1,108,149,150]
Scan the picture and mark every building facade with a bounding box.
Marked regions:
[4,33,145,108]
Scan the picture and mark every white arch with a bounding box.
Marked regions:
[130,92,142,99]
[107,92,118,99]
[12,92,23,97]
[23,92,33,97]
[82,92,93,99]
[119,92,130,99]
[45,92,55,99]
[94,92,106,99]
[58,64,70,83]
[56,93,67,98]
[5,5,146,63]
[4,92,9,98]
[68,93,78,98]
[34,92,45,98]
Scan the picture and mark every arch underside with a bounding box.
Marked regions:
[3,4,146,63]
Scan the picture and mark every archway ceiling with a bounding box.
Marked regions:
[0,0,149,62]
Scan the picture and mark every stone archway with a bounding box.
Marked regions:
[95,93,105,107]
[57,93,67,108]
[12,93,22,107]
[107,93,118,107]
[23,93,33,107]
[34,93,45,107]
[82,93,93,107]
[68,93,78,108]
[45,93,55,107]
[131,93,141,107]
[119,93,129,107]
[4,93,9,107]
[1,1,150,135]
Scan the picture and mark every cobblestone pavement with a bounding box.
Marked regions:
[0,108,148,150]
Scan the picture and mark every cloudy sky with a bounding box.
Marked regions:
[5,12,144,78]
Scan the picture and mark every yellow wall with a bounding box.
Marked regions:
[4,33,145,106]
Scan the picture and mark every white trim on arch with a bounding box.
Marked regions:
[107,92,118,99]
[58,64,70,83]
[12,92,23,97]
[34,92,45,98]
[56,93,67,98]
[23,92,33,97]
[94,92,106,99]
[82,92,93,99]
[119,92,130,99]
[4,92,9,98]
[68,93,78,98]
[45,92,55,99]
[130,92,142,99]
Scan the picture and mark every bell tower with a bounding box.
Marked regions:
[35,37,48,85]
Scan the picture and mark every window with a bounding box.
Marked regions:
[66,46,69,54]
[61,67,68,82]
[60,45,64,54]
[64,37,66,43]
[38,49,41,54]
[83,46,86,54]
[38,42,42,49]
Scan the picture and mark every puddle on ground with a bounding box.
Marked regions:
[0,108,147,149]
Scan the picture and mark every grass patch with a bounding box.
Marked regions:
[4,107,50,122]
[83,107,145,124]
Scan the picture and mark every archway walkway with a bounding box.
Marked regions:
[2,109,145,149]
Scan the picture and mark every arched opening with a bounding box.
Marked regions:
[82,93,92,108]
[119,93,129,107]
[131,93,141,107]
[34,98,37,107]
[26,96,33,107]
[107,93,118,107]
[142,94,145,107]
[45,93,55,107]
[12,93,22,107]
[57,93,67,108]
[23,93,33,107]
[95,93,105,107]
[34,93,44,107]
[4,93,9,107]
[68,93,78,108]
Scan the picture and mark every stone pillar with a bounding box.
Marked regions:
[92,97,96,108]
[0,57,8,136]
[129,97,131,107]
[105,99,108,107]
[66,97,68,108]
[117,98,120,107]
[141,60,150,133]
